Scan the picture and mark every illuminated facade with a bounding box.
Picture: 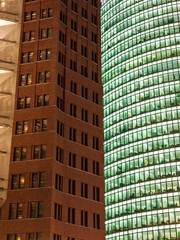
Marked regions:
[101,0,180,239]
[0,0,23,207]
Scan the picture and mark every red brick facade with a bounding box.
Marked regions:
[0,0,105,239]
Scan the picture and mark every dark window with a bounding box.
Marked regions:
[56,147,64,163]
[93,213,100,229]
[69,153,76,168]
[68,179,76,195]
[70,81,77,94]
[69,127,76,142]
[33,145,46,159]
[81,210,88,227]
[55,174,63,191]
[81,183,88,198]
[13,147,27,161]
[70,104,76,117]
[32,172,44,188]
[11,175,18,189]
[81,157,88,171]
[93,113,99,126]
[81,132,88,146]
[54,203,62,221]
[57,121,64,136]
[81,109,88,122]
[68,207,75,224]
[93,136,99,150]
[93,161,99,175]
[93,186,100,201]
[92,92,99,104]
[82,86,88,99]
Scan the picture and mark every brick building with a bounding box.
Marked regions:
[0,0,105,239]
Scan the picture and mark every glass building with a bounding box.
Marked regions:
[101,0,180,239]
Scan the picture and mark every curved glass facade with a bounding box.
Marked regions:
[101,0,180,239]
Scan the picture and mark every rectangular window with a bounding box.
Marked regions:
[23,121,28,134]
[19,174,25,189]
[48,8,53,17]
[47,28,53,38]
[81,109,88,122]
[93,137,99,150]
[81,210,88,227]
[57,121,64,136]
[68,179,76,195]
[33,145,46,159]
[92,92,99,104]
[81,183,88,198]
[81,157,88,171]
[28,52,34,62]
[69,128,76,142]
[82,86,88,99]
[56,147,64,163]
[54,203,62,221]
[70,104,76,117]
[69,153,76,168]
[93,161,99,175]
[11,175,18,189]
[31,11,36,20]
[16,122,22,135]
[53,234,62,240]
[81,132,88,146]
[25,97,30,108]
[30,31,35,41]
[55,174,63,191]
[17,203,23,219]
[13,147,27,161]
[32,172,44,188]
[93,113,99,126]
[93,213,100,229]
[70,81,77,94]
[93,186,100,201]
[68,207,75,224]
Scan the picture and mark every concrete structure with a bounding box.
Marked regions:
[0,0,23,208]
[101,0,180,239]
[0,0,105,240]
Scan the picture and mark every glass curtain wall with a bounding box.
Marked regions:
[101,0,180,239]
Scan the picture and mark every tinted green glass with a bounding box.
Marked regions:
[101,0,180,239]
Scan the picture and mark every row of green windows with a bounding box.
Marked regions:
[102,33,180,65]
[106,194,180,220]
[101,0,175,23]
[104,107,180,133]
[105,122,180,149]
[104,81,179,107]
[105,141,179,167]
[102,1,179,34]
[105,178,179,206]
[106,210,180,234]
[103,55,180,85]
[105,149,180,176]
[104,93,180,119]
[102,20,179,56]
[103,45,180,75]
[105,162,180,192]
[103,69,179,95]
[106,227,180,240]
[103,36,180,73]
[102,12,179,46]
[105,131,180,155]
[105,94,179,120]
